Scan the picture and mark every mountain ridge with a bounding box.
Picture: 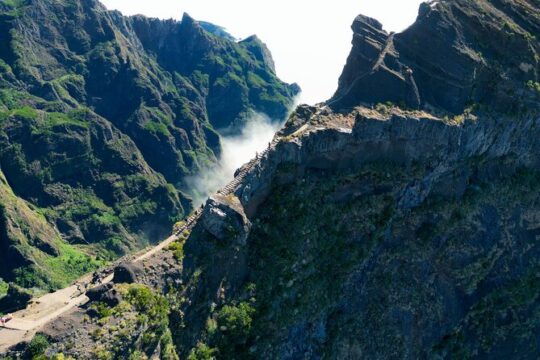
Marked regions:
[168,0,540,358]
[0,0,298,295]
[330,0,539,114]
[1,0,540,359]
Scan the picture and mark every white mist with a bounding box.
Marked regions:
[186,113,282,206]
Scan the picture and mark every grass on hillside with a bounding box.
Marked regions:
[40,240,106,289]
[0,279,8,298]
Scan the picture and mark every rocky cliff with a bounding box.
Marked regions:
[169,1,540,358]
[0,0,298,295]
[4,0,540,359]
[174,105,539,359]
[329,0,539,114]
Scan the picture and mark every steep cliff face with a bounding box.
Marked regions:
[0,0,298,293]
[169,1,540,358]
[330,0,540,114]
[16,105,539,358]
[175,106,540,358]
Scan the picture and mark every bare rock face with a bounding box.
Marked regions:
[329,15,421,110]
[201,194,251,245]
[175,102,540,358]
[113,262,144,284]
[330,0,540,113]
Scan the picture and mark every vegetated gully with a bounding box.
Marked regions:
[0,131,283,352]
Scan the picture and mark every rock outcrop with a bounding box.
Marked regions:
[86,283,122,307]
[172,1,540,358]
[330,0,540,113]
[201,195,251,245]
[176,107,540,359]
[113,262,144,284]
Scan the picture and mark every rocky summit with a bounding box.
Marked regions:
[330,0,539,114]
[1,0,540,359]
[0,0,298,297]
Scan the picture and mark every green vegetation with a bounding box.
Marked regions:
[11,241,104,292]
[124,284,173,350]
[523,31,536,42]
[43,111,88,129]
[168,240,185,261]
[2,0,28,17]
[247,165,400,330]
[49,74,85,104]
[0,279,8,299]
[169,225,190,262]
[3,0,28,8]
[125,284,166,314]
[71,284,180,358]
[12,106,38,120]
[214,72,244,89]
[144,120,171,137]
[93,347,113,360]
[0,88,33,109]
[90,302,114,320]
[26,334,49,359]
[0,110,9,124]
[84,284,178,359]
[216,302,255,352]
[247,72,266,88]
[41,241,105,289]
[188,343,217,360]
[526,80,540,92]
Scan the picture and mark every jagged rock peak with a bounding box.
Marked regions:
[330,0,540,114]
[181,12,199,27]
[352,14,384,32]
[241,35,277,73]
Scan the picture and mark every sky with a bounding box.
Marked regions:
[100,0,425,105]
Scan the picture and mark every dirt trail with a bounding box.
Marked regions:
[0,142,271,353]
[0,284,90,352]
[0,231,178,353]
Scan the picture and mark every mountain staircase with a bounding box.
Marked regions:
[217,137,280,197]
[93,137,283,282]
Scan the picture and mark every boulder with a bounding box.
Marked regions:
[113,262,144,284]
[201,194,251,245]
[100,288,122,307]
[86,283,113,302]
[86,283,122,307]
